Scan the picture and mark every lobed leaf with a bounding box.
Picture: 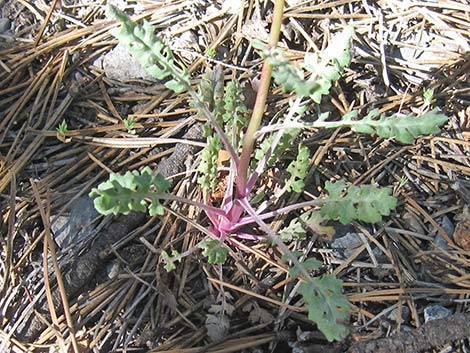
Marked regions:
[289,257,323,278]
[279,210,335,243]
[265,27,354,103]
[341,109,448,144]
[279,218,307,242]
[161,250,181,272]
[320,180,397,225]
[299,275,350,341]
[285,144,310,193]
[254,128,300,168]
[222,81,249,147]
[89,166,170,216]
[107,5,189,93]
[199,239,228,264]
[197,135,222,192]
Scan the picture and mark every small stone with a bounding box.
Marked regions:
[435,216,455,250]
[454,219,470,250]
[51,196,99,248]
[105,261,120,279]
[95,44,157,82]
[424,305,452,323]
[388,306,410,324]
[331,232,364,258]
[0,18,11,33]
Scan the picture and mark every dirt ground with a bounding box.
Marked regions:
[1,1,470,352]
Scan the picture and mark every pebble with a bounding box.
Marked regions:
[435,216,455,250]
[50,196,99,248]
[0,18,11,33]
[424,305,453,323]
[388,306,410,324]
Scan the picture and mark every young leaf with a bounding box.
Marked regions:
[89,166,170,216]
[161,250,181,272]
[199,239,228,264]
[56,120,68,135]
[264,27,354,103]
[197,135,222,191]
[285,144,310,193]
[320,180,397,225]
[289,257,323,278]
[299,275,350,342]
[254,128,300,168]
[222,81,249,146]
[193,67,225,124]
[279,218,307,242]
[123,117,136,132]
[300,210,336,240]
[107,5,189,93]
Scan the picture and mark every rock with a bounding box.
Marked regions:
[424,305,452,323]
[331,232,364,258]
[453,205,470,250]
[0,18,11,33]
[388,306,410,324]
[434,216,454,250]
[95,44,158,82]
[51,196,99,249]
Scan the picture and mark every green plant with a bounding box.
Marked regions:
[56,120,68,135]
[123,117,135,132]
[90,3,448,342]
[423,87,435,106]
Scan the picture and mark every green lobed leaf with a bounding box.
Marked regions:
[298,275,350,341]
[341,109,448,144]
[254,128,300,168]
[279,218,307,242]
[289,257,324,278]
[89,166,170,216]
[320,180,397,225]
[222,81,249,147]
[278,210,335,243]
[285,144,310,193]
[107,5,189,93]
[199,240,228,264]
[193,68,225,124]
[264,27,354,103]
[268,50,317,97]
[197,135,222,192]
[161,250,181,272]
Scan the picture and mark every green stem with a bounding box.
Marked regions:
[236,0,285,196]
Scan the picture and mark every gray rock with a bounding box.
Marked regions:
[424,305,453,323]
[51,196,99,248]
[389,306,410,324]
[95,44,157,82]
[0,18,11,33]
[331,232,364,258]
[435,216,455,250]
